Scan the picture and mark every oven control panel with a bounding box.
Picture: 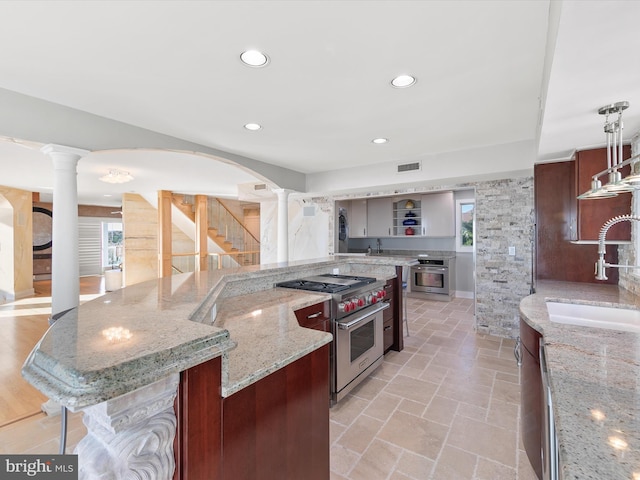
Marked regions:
[337,289,386,314]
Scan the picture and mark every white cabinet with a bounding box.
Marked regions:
[367,197,394,237]
[421,192,455,236]
[393,198,421,237]
[349,199,368,238]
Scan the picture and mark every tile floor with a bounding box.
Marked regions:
[0,291,538,479]
[329,296,538,480]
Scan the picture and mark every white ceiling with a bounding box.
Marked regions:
[0,0,639,206]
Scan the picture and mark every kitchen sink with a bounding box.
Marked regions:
[545,301,640,333]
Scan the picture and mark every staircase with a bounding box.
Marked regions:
[172,194,260,269]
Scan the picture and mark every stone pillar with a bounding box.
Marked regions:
[74,374,179,480]
[40,144,88,319]
[274,189,289,263]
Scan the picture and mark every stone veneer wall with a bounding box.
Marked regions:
[617,133,640,295]
[474,177,534,338]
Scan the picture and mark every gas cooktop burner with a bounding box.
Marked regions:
[276,274,377,294]
[276,279,350,293]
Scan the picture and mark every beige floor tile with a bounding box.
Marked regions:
[377,411,449,460]
[422,395,458,427]
[486,397,519,431]
[431,445,477,480]
[363,392,402,422]
[330,420,347,444]
[337,414,384,454]
[330,396,371,427]
[330,444,360,477]
[446,416,517,468]
[395,450,435,479]
[491,378,521,404]
[384,375,438,405]
[350,376,388,401]
[398,398,427,417]
[348,439,402,480]
[475,457,517,479]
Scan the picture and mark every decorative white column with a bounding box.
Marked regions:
[273,189,290,263]
[74,374,179,480]
[40,144,89,319]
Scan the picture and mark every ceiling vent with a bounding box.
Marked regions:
[254,184,267,191]
[397,162,421,174]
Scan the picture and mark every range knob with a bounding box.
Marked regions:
[357,297,365,307]
[338,302,351,313]
[368,293,378,304]
[377,290,386,299]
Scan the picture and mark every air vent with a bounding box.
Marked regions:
[254,184,267,190]
[397,162,421,173]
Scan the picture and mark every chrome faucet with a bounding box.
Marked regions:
[595,214,640,280]
[376,238,382,254]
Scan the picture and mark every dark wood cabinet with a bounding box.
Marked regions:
[174,345,330,480]
[174,357,223,480]
[570,146,632,241]
[221,344,330,480]
[535,160,619,284]
[520,318,542,480]
[383,279,395,352]
[294,300,331,332]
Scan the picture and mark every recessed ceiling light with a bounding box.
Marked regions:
[372,138,388,144]
[244,123,262,131]
[391,74,416,88]
[240,50,269,67]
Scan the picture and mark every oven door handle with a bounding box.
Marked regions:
[336,303,389,331]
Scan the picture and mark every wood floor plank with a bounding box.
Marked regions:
[0,276,104,427]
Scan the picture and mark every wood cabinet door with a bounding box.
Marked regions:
[574,146,632,241]
[222,345,330,480]
[520,319,542,480]
[535,161,619,284]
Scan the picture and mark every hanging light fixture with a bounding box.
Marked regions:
[578,101,638,199]
[99,169,134,184]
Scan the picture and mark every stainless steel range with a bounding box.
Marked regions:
[276,273,389,404]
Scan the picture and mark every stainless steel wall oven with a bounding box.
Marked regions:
[410,258,451,295]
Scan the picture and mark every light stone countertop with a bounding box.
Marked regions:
[519,280,640,480]
[22,256,415,409]
[213,288,332,397]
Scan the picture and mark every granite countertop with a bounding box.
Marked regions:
[213,289,332,396]
[519,280,640,480]
[22,256,411,409]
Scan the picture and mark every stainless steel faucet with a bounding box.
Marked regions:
[595,214,640,280]
[376,238,382,254]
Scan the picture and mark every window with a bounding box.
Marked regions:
[103,222,123,269]
[456,199,475,253]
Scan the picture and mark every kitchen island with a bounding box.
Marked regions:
[22,256,415,479]
[520,280,640,479]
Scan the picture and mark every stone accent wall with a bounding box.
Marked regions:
[475,177,534,338]
[617,133,640,295]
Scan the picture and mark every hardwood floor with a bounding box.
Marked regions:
[0,276,105,427]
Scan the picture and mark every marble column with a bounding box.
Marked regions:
[274,188,290,263]
[74,374,180,480]
[40,144,89,319]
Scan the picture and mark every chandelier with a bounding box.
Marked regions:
[99,169,134,184]
[578,101,640,199]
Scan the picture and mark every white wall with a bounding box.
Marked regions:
[306,140,536,193]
